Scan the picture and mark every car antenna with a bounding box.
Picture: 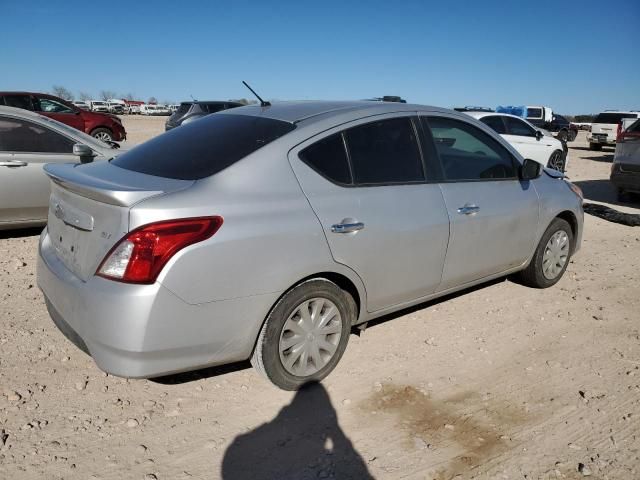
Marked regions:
[242,81,271,107]
[190,94,197,101]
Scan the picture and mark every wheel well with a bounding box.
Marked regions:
[90,126,112,135]
[300,272,361,321]
[556,211,578,248]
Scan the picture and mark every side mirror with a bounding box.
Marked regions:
[535,130,543,141]
[73,143,95,163]
[520,158,542,180]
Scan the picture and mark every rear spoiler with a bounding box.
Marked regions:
[44,162,193,207]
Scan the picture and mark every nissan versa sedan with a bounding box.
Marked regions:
[37,101,584,390]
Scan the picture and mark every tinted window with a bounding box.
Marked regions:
[2,95,33,110]
[176,103,191,116]
[504,116,537,137]
[344,117,424,184]
[203,103,225,114]
[300,134,351,184]
[37,98,74,113]
[627,119,640,133]
[0,116,74,153]
[426,116,517,181]
[594,113,637,124]
[480,116,507,134]
[526,108,543,119]
[112,114,295,180]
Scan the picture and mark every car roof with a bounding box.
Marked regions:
[463,111,526,121]
[218,100,450,125]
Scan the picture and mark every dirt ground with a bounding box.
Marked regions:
[1,119,638,480]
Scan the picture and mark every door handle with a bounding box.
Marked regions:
[457,204,480,215]
[331,222,365,234]
[0,160,28,167]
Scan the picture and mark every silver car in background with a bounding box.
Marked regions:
[37,101,584,390]
[0,106,120,230]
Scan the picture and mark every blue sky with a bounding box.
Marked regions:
[3,0,638,114]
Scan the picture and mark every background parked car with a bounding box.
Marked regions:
[0,92,126,142]
[496,105,578,143]
[588,111,640,150]
[107,102,125,115]
[72,101,91,111]
[37,101,583,390]
[165,100,242,131]
[464,111,567,171]
[610,118,640,201]
[0,106,119,229]
[88,101,109,113]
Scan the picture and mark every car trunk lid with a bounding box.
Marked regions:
[44,161,194,281]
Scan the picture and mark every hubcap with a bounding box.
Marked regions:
[95,132,112,142]
[542,230,569,279]
[278,297,342,377]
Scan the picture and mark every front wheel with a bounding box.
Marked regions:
[547,150,566,172]
[517,218,573,288]
[251,279,356,390]
[91,127,114,143]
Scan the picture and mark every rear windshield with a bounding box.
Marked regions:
[176,103,191,116]
[594,113,637,124]
[526,108,543,119]
[111,114,296,180]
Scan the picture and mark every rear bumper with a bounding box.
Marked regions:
[587,133,615,145]
[37,228,279,378]
[611,164,640,193]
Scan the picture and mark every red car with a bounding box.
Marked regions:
[0,91,126,142]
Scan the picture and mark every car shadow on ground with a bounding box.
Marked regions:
[574,179,640,208]
[0,227,43,240]
[220,382,374,480]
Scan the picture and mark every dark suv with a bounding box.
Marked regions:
[0,92,126,142]
[165,101,243,131]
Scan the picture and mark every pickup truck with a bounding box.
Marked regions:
[496,105,578,142]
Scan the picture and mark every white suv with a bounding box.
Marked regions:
[588,111,640,150]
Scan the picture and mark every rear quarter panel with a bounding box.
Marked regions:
[130,143,365,306]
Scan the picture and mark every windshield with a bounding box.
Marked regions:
[111,114,296,180]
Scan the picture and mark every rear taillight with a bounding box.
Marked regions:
[97,217,223,284]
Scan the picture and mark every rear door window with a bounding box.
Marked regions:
[299,133,351,185]
[2,95,34,110]
[344,117,424,185]
[36,98,75,113]
[0,115,74,153]
[424,116,517,181]
[480,116,507,134]
[111,114,296,180]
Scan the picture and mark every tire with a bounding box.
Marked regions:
[251,279,356,390]
[547,150,566,172]
[589,143,602,151]
[91,127,114,142]
[568,130,577,142]
[617,189,629,202]
[557,129,568,143]
[517,218,573,289]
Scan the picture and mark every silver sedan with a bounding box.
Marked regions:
[0,106,119,230]
[37,101,584,390]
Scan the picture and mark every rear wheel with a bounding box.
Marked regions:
[91,127,113,143]
[547,150,566,172]
[251,279,355,390]
[517,218,573,288]
[589,143,602,151]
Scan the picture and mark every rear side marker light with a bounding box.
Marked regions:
[97,216,223,284]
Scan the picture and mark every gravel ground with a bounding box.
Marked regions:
[0,126,638,480]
